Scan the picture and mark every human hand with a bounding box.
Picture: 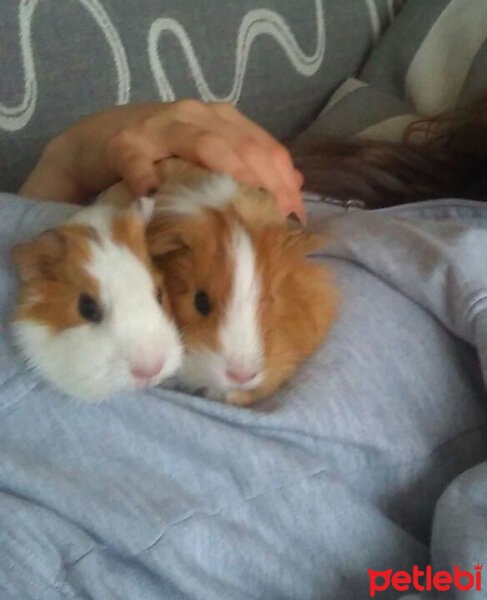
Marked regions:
[21,100,305,221]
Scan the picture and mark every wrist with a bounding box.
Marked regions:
[19,133,82,203]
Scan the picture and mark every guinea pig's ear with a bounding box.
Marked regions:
[283,229,326,256]
[12,229,66,282]
[145,217,190,257]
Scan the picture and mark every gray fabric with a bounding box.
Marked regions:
[459,40,487,107]
[295,82,408,140]
[296,0,487,142]
[432,462,487,588]
[0,0,396,193]
[359,0,454,98]
[2,193,487,599]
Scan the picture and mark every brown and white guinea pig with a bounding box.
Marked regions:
[11,198,183,400]
[103,159,338,406]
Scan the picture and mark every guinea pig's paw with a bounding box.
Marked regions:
[223,390,259,407]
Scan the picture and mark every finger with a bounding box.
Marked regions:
[211,103,300,194]
[113,150,161,197]
[106,127,166,196]
[163,122,263,188]
[283,195,307,224]
[169,118,306,220]
[211,102,280,148]
[224,135,303,219]
[295,169,304,189]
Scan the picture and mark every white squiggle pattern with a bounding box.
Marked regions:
[387,0,395,22]
[364,0,380,42]
[148,0,325,103]
[0,0,130,132]
[387,0,406,24]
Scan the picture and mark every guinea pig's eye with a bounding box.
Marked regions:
[194,290,211,316]
[156,286,163,304]
[78,293,103,324]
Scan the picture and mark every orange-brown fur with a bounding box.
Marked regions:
[111,212,171,315]
[111,212,154,270]
[149,208,235,357]
[13,224,100,332]
[238,222,337,405]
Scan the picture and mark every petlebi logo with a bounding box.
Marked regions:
[368,564,483,597]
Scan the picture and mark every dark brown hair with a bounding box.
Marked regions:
[290,93,487,208]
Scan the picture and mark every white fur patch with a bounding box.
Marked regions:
[179,226,264,399]
[135,196,155,223]
[178,224,264,396]
[154,173,238,216]
[87,236,182,375]
[220,225,263,379]
[68,203,117,238]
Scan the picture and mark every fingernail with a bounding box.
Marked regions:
[293,203,307,225]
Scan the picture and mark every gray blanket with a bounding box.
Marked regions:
[1,194,487,599]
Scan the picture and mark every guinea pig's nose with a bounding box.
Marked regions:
[225,368,258,385]
[130,359,164,381]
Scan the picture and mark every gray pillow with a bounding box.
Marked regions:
[0,0,400,193]
[295,0,487,142]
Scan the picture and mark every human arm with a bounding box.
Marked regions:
[20,100,305,221]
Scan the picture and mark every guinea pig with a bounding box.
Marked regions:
[138,159,338,406]
[10,198,183,400]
